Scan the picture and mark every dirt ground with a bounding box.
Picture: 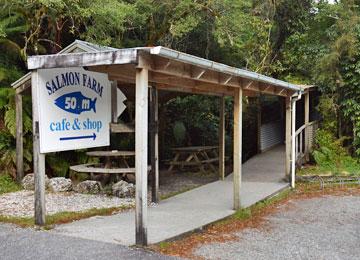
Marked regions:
[158,169,219,199]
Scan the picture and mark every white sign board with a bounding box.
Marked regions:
[37,67,111,153]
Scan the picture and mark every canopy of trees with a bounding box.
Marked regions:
[1,0,360,176]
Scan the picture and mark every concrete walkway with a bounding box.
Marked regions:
[52,146,288,246]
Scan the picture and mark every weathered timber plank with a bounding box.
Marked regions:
[135,64,149,246]
[27,49,138,70]
[32,71,46,226]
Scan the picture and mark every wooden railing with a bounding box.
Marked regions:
[294,121,319,166]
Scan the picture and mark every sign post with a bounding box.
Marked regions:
[37,67,111,153]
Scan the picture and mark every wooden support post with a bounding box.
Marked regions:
[135,66,149,246]
[150,86,159,203]
[233,87,242,210]
[291,97,296,188]
[15,92,24,183]
[111,81,118,123]
[219,96,225,180]
[257,96,262,154]
[304,91,310,161]
[285,97,291,178]
[31,71,46,225]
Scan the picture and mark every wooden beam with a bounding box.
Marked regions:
[219,96,226,180]
[285,97,291,178]
[191,66,206,79]
[110,123,135,133]
[15,81,31,94]
[152,73,235,96]
[15,92,24,183]
[304,91,310,161]
[108,71,263,97]
[135,66,149,246]
[219,74,233,85]
[233,87,243,210]
[152,58,240,88]
[31,71,46,225]
[150,86,159,203]
[27,49,138,70]
[111,81,118,123]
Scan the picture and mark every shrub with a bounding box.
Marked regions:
[312,129,360,175]
[0,174,21,194]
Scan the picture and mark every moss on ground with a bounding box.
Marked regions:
[0,206,132,228]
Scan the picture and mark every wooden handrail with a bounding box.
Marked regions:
[294,120,319,166]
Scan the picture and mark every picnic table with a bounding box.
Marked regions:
[167,146,219,173]
[86,150,135,168]
[70,150,149,182]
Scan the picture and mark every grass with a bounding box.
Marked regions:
[0,174,21,195]
[0,205,132,228]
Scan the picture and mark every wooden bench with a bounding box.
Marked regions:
[70,163,151,182]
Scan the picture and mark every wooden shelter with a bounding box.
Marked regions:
[13,40,310,246]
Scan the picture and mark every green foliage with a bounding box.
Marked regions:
[312,129,360,175]
[0,174,21,195]
[172,121,186,146]
[317,95,338,135]
[2,0,360,178]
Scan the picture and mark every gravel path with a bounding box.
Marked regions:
[0,191,134,217]
[194,195,360,260]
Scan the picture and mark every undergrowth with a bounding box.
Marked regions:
[0,174,21,195]
[310,129,360,176]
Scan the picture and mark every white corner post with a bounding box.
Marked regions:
[233,87,243,210]
[135,65,149,246]
[285,97,291,178]
[31,71,46,225]
[219,96,225,180]
[15,91,24,183]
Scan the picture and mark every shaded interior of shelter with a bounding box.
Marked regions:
[103,82,318,194]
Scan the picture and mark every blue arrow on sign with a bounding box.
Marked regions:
[59,133,96,141]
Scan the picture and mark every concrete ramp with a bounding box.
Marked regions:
[52,146,288,245]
